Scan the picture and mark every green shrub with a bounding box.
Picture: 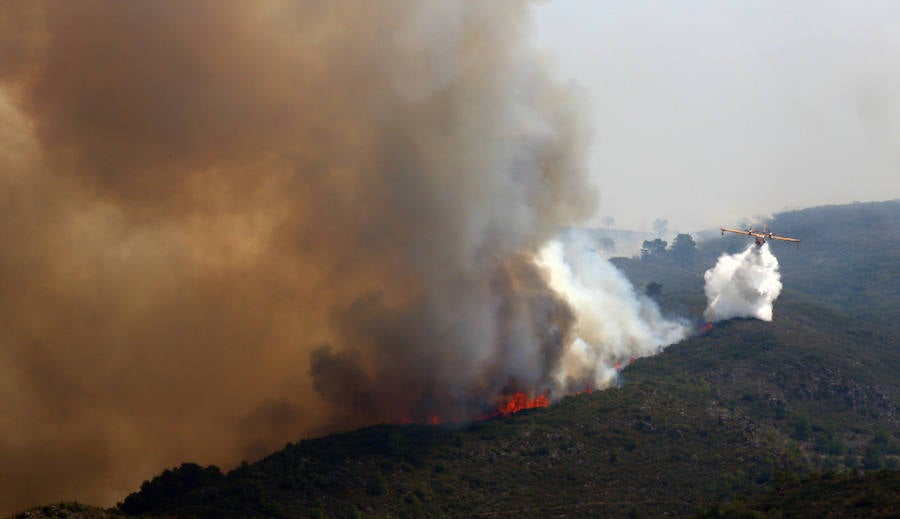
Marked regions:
[368,474,387,496]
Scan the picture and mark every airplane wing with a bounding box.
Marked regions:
[768,234,800,243]
[720,228,751,236]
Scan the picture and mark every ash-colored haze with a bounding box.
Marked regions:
[703,244,783,322]
[535,0,900,232]
[0,1,599,511]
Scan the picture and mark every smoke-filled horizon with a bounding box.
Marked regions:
[0,1,615,512]
[534,0,900,232]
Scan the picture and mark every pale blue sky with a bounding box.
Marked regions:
[533,0,900,232]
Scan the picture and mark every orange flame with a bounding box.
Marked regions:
[495,391,549,416]
[398,391,551,425]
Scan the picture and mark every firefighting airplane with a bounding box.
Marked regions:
[720,225,800,247]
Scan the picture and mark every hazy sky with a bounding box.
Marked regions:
[533,0,900,232]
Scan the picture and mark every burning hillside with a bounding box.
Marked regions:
[0,0,687,512]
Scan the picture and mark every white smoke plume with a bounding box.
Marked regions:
[537,234,692,390]
[703,243,783,322]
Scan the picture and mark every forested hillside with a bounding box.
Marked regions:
[10,201,898,518]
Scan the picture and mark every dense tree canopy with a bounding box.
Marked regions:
[640,238,668,260]
[669,233,697,265]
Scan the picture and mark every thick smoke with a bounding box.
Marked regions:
[538,236,692,390]
[703,243,783,322]
[0,0,599,512]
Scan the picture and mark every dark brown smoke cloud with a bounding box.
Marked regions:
[0,0,595,512]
